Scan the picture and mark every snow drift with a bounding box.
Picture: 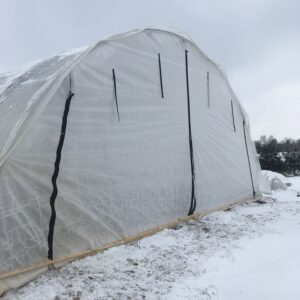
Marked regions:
[262,170,292,190]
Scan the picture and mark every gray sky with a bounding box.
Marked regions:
[0,0,299,140]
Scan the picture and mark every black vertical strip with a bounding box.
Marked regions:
[207,71,210,108]
[158,53,164,98]
[243,120,256,198]
[231,99,236,132]
[185,50,196,215]
[48,76,74,260]
[112,69,120,122]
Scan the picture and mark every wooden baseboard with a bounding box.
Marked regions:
[0,194,261,282]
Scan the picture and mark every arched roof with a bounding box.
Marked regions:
[0,27,248,167]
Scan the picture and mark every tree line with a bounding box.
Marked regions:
[255,136,300,175]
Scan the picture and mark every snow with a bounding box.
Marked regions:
[262,170,287,180]
[262,170,291,185]
[3,177,300,300]
[56,46,89,60]
[0,45,87,98]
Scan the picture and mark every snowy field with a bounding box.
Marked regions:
[3,176,300,300]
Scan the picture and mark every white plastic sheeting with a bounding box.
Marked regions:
[0,27,262,293]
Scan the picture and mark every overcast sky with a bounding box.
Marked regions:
[0,0,299,140]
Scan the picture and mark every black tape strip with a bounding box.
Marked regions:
[207,71,210,108]
[243,120,256,198]
[231,99,236,132]
[112,69,120,122]
[158,53,164,98]
[47,77,74,260]
[185,50,196,215]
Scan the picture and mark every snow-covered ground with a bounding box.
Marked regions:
[3,177,300,300]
